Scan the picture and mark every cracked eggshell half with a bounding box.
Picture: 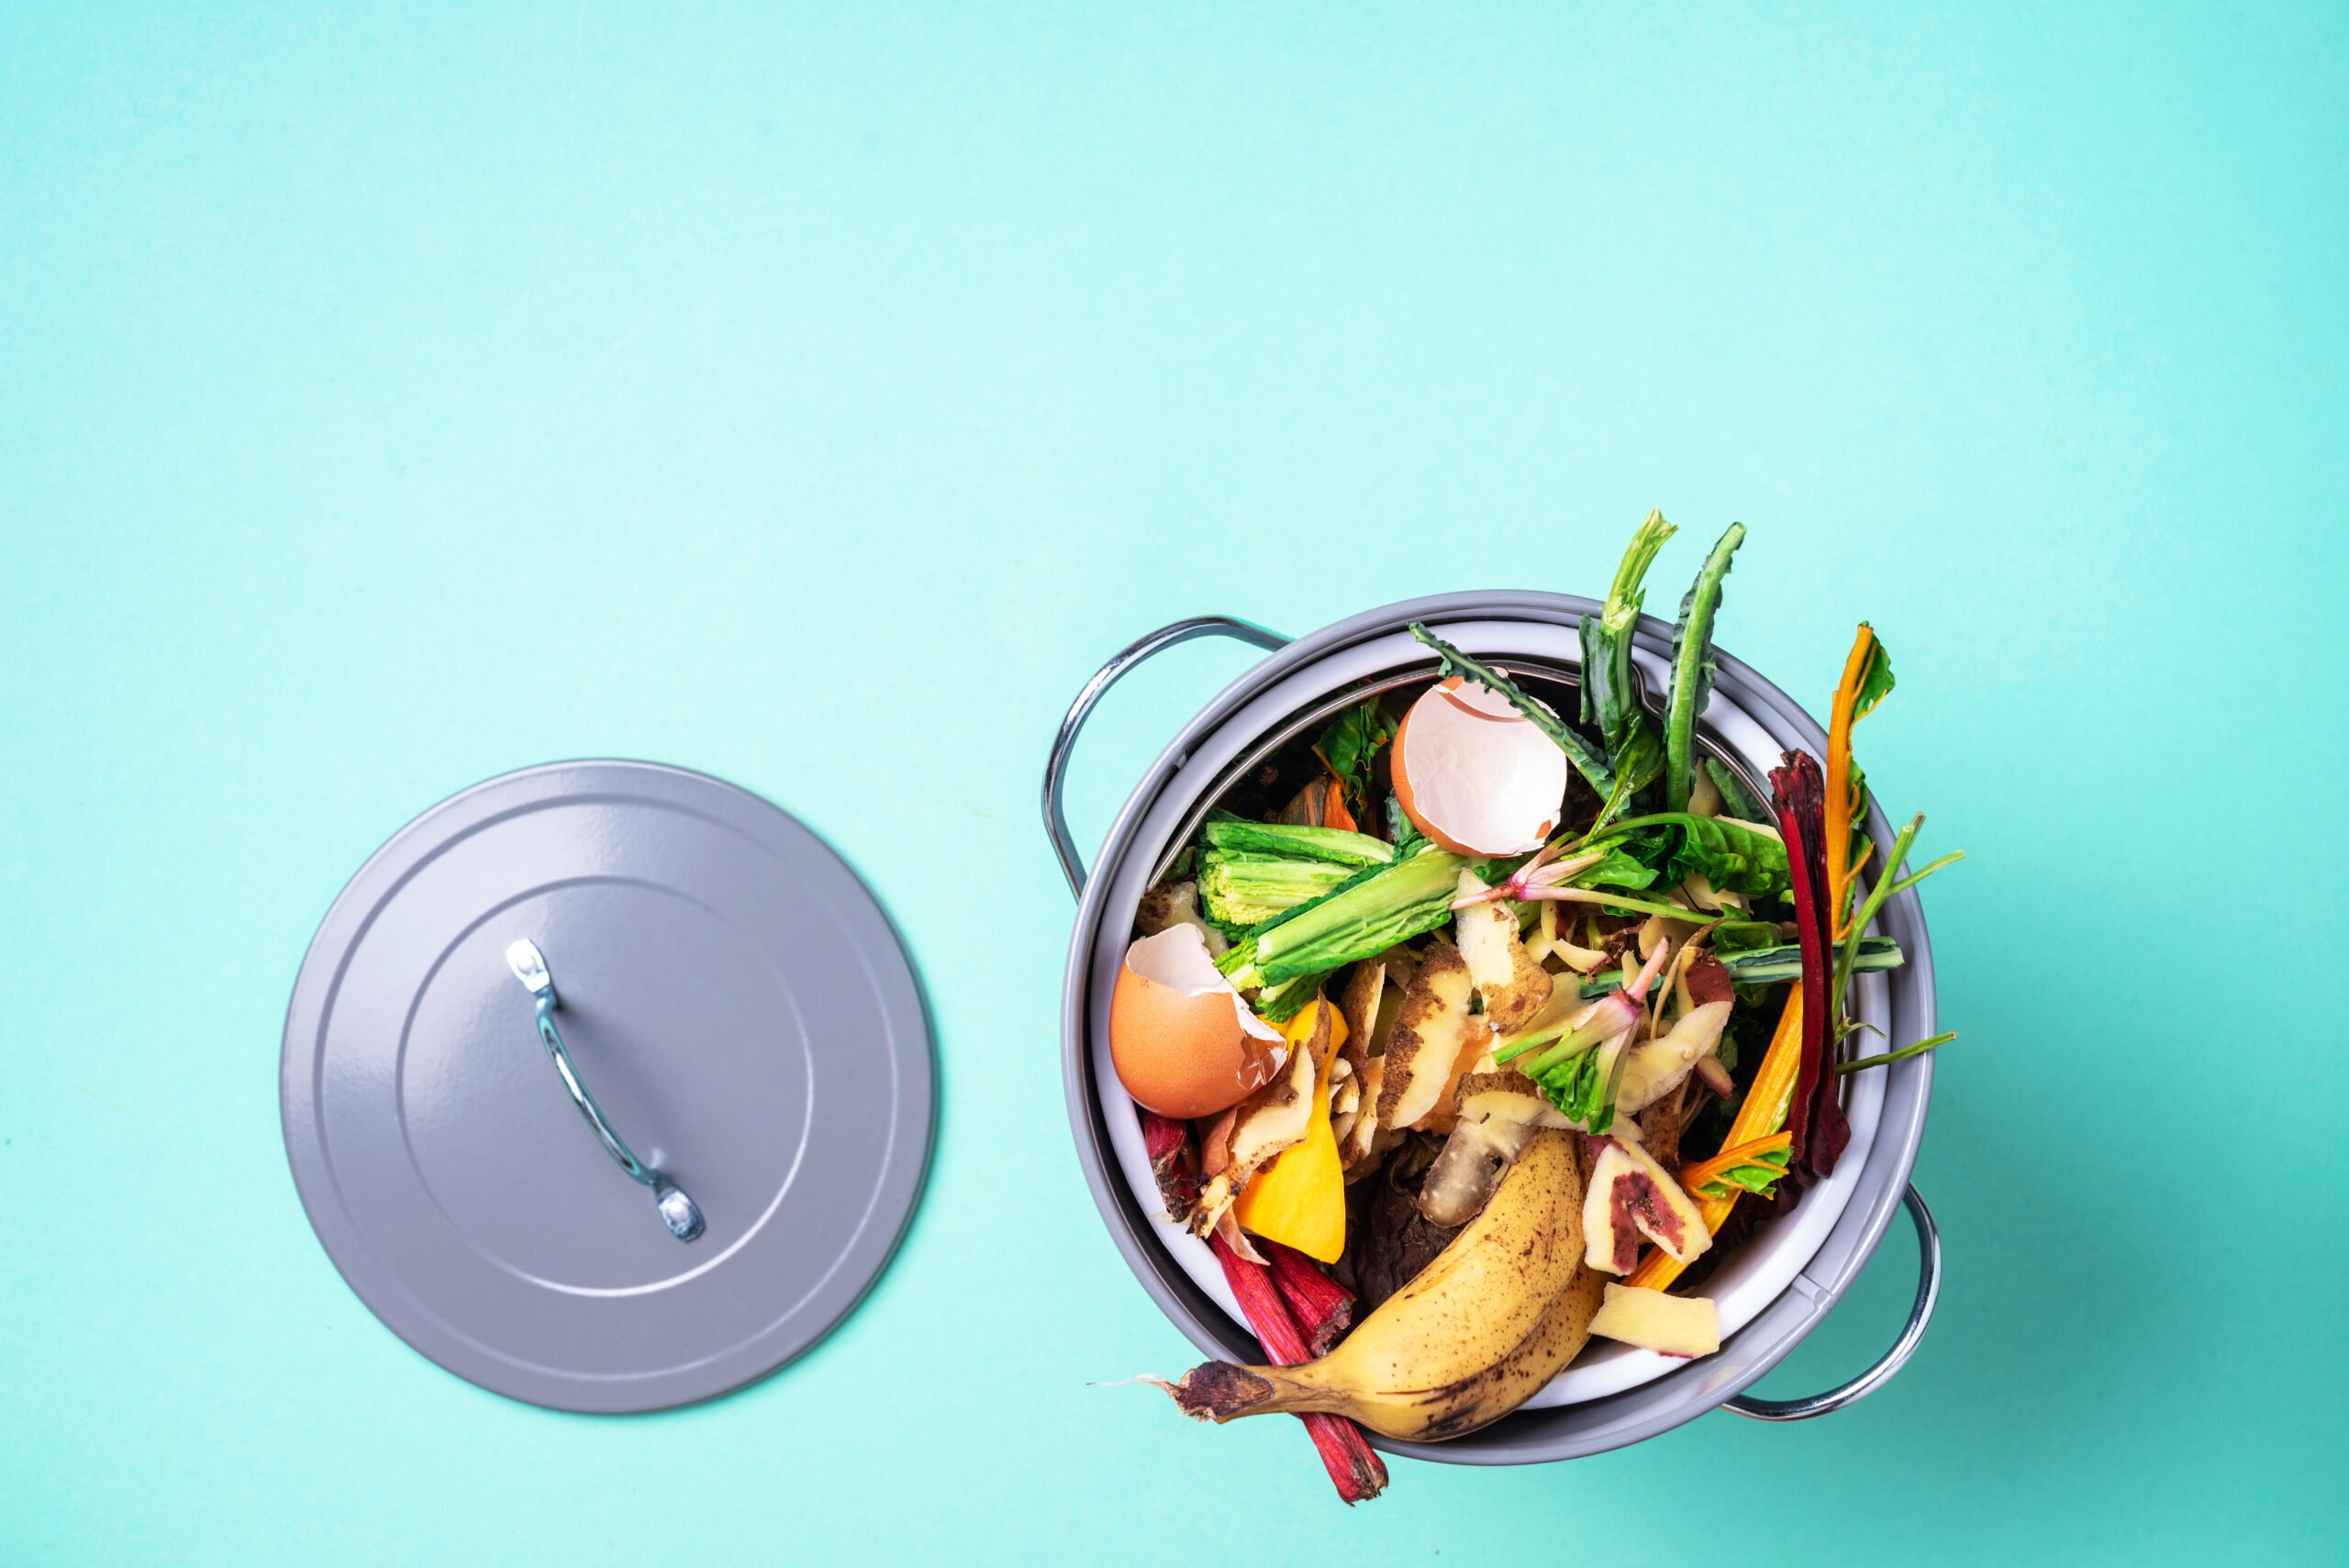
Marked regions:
[1108,926,1287,1119]
[1392,676,1568,856]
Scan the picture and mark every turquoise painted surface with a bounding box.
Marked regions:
[3,5,2343,1562]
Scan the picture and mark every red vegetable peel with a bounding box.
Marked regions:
[1140,1109,1199,1223]
[1208,1234,1387,1504]
[1264,1241,1354,1357]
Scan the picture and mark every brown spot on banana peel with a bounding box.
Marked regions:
[1408,1265,1607,1441]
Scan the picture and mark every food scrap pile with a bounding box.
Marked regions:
[1108,514,1962,1502]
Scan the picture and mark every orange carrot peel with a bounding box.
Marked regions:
[1321,778,1358,834]
[1675,1130,1793,1201]
[1825,623,1894,940]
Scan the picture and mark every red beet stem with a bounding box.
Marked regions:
[1141,1108,1188,1164]
[1209,1234,1387,1504]
[1769,760,1827,1169]
[1769,750,1850,1184]
[1140,1108,1199,1222]
[1264,1243,1354,1357]
[1211,1232,1311,1362]
[1297,1412,1390,1505]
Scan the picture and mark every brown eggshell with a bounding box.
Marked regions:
[1393,675,1566,856]
[1393,676,1475,854]
[1109,929,1286,1118]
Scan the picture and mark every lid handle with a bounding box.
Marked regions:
[505,939,707,1242]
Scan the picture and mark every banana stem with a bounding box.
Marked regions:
[1169,1361,1331,1423]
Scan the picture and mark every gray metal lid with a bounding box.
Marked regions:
[282,760,932,1413]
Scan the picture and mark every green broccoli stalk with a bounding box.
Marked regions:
[1202,816,1393,867]
[1199,856,1365,928]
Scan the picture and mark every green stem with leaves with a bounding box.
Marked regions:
[1664,522,1745,812]
[1584,510,1676,764]
[1407,623,1615,795]
[1836,814,1963,989]
[1881,851,1965,902]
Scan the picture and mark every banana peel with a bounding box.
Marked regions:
[1163,1129,1606,1441]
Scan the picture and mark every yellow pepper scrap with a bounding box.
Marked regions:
[1233,999,1352,1262]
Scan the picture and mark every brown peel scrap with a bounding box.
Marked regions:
[1453,871,1553,1033]
[1191,1003,1330,1237]
[1375,940,1483,1132]
[1336,951,1421,1174]
[1136,879,1229,959]
[1336,959,1388,1098]
[1337,1056,1391,1176]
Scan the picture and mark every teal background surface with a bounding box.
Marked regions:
[4,5,2343,1562]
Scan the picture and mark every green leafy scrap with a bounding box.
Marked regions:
[1687,1144,1792,1200]
[1664,522,1745,812]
